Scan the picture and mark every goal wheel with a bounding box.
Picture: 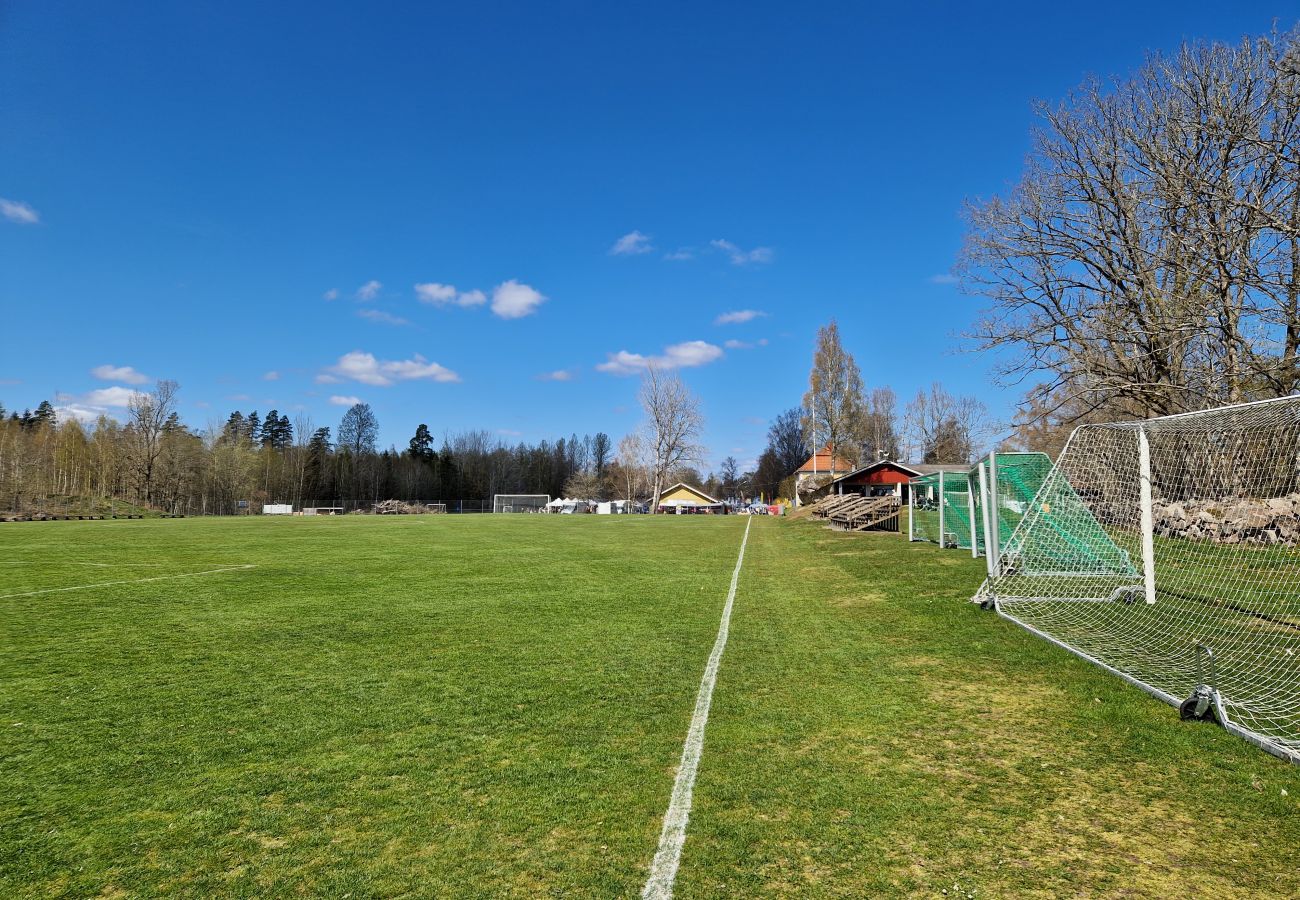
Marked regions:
[1179,692,1217,723]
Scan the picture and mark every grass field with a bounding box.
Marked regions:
[4,515,1300,897]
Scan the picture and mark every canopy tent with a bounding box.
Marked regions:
[545,498,593,513]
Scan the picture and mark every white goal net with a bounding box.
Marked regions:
[492,494,550,514]
[975,397,1300,762]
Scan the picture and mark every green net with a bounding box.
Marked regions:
[910,473,942,544]
[972,452,1053,558]
[910,471,979,548]
[941,472,980,551]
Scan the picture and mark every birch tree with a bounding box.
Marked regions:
[801,320,868,467]
[638,366,705,511]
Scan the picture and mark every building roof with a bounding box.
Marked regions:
[658,482,723,505]
[822,459,969,489]
[796,443,858,474]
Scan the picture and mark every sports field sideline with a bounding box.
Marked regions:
[3,515,1300,897]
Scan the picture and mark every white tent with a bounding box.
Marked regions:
[596,500,630,514]
[546,497,592,513]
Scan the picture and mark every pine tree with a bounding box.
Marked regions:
[223,411,245,444]
[32,400,57,428]
[245,411,261,447]
[409,423,434,460]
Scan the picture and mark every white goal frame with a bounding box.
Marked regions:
[975,396,1300,764]
[492,494,550,514]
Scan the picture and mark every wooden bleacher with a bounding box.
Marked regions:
[828,495,902,533]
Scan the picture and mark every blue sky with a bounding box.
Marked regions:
[1,2,1292,471]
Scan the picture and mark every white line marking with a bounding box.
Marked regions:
[642,517,752,900]
[0,565,257,599]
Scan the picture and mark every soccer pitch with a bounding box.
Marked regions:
[4,516,1300,897]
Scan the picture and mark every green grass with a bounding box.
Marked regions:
[3,515,1299,897]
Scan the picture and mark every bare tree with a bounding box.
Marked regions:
[638,367,705,511]
[801,320,868,465]
[616,430,650,502]
[961,29,1300,427]
[863,387,901,461]
[903,383,994,464]
[126,380,179,504]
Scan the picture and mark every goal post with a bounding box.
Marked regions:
[911,470,983,551]
[974,397,1300,763]
[492,494,550,514]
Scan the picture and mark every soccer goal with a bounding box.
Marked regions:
[970,451,1055,565]
[909,471,980,551]
[974,398,1300,763]
[492,494,550,514]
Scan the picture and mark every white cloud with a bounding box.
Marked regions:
[491,280,546,319]
[724,338,769,350]
[415,282,487,308]
[84,386,145,407]
[226,393,252,402]
[664,248,695,261]
[355,280,382,301]
[54,404,107,424]
[498,428,522,437]
[357,309,410,326]
[90,364,150,385]
[537,370,573,382]
[0,198,39,225]
[330,395,363,406]
[596,340,724,375]
[710,239,773,265]
[323,350,460,386]
[263,371,280,381]
[714,309,768,325]
[929,273,959,285]
[414,282,456,304]
[323,288,340,301]
[610,230,654,256]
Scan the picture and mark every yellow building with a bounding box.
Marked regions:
[656,483,727,514]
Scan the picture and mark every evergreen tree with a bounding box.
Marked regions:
[33,400,57,428]
[245,411,261,446]
[223,411,245,444]
[260,410,279,448]
[408,423,434,460]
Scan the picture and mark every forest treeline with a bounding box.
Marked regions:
[0,384,733,515]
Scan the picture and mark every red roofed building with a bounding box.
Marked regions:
[794,443,859,507]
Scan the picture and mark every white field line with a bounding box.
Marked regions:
[642,517,752,900]
[0,564,256,599]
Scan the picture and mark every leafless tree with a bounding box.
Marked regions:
[960,29,1300,427]
[801,320,869,464]
[616,430,649,502]
[903,382,994,464]
[638,366,705,511]
[126,380,179,503]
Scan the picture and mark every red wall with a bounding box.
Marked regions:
[839,465,913,487]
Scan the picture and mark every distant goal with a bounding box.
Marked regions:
[493,494,550,514]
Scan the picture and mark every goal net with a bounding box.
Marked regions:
[974,398,1300,762]
[492,494,550,514]
[909,471,980,551]
[970,451,1054,564]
